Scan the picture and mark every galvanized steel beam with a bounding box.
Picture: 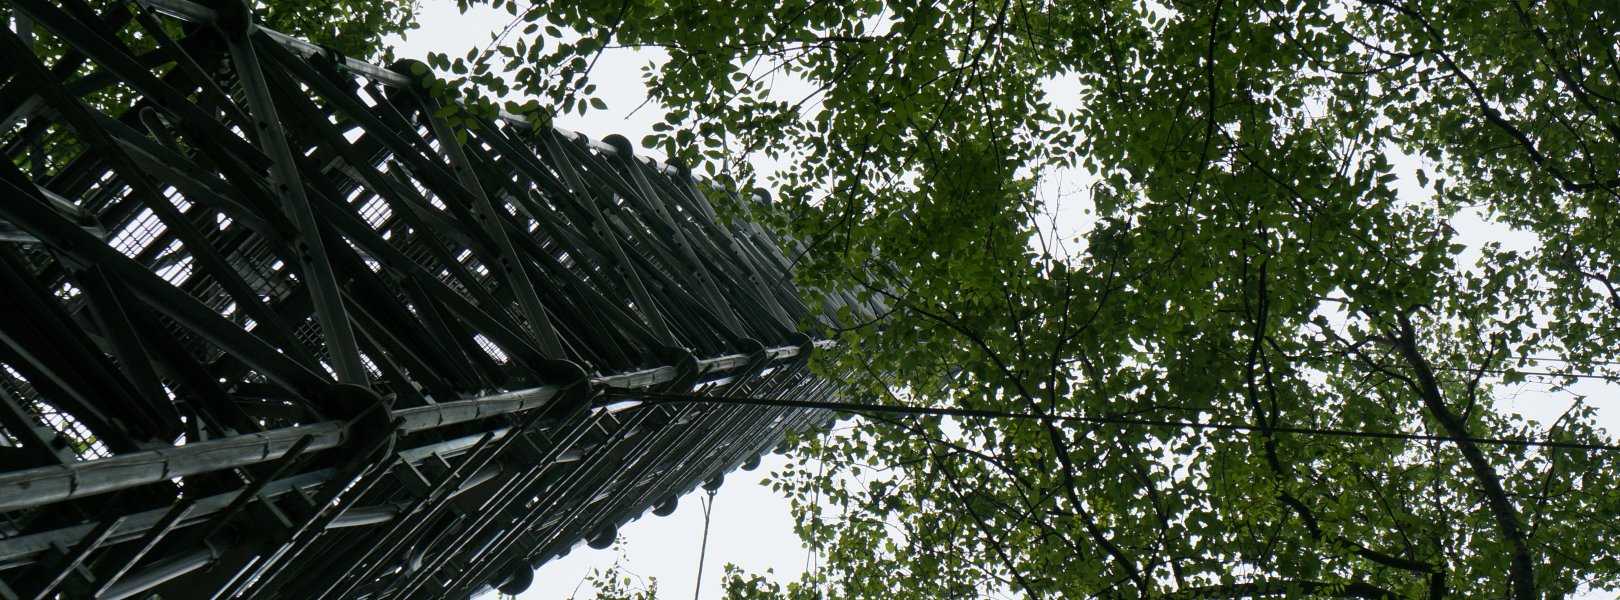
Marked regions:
[0,0,870,597]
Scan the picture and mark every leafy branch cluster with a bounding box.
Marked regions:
[404,0,1620,597]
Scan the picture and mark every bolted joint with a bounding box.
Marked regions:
[529,358,595,427]
[317,384,397,461]
[702,474,724,492]
[494,566,534,595]
[586,524,617,550]
[788,331,816,366]
[650,344,702,393]
[751,187,773,206]
[651,496,679,517]
[385,59,435,92]
[601,133,636,160]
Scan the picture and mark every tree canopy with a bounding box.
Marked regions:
[431,0,1620,597]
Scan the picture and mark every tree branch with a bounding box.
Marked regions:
[1160,579,1398,600]
[1391,313,1535,600]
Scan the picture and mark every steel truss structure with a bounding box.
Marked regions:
[0,0,872,597]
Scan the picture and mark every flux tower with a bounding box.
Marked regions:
[0,0,869,597]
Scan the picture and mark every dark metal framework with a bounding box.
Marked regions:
[0,0,872,597]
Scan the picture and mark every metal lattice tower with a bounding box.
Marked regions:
[0,0,873,597]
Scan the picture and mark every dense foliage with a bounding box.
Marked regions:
[256,0,419,60]
[436,0,1620,597]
